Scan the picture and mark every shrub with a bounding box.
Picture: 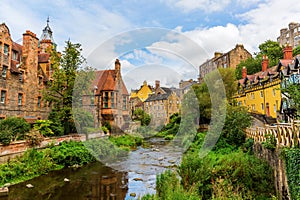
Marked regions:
[25,129,44,147]
[34,120,54,137]
[0,128,14,145]
[0,117,31,141]
[262,134,276,151]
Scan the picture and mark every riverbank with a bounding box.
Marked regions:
[0,134,143,188]
[1,136,182,199]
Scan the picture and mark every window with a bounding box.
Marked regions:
[1,90,6,104]
[104,92,108,108]
[244,100,246,105]
[38,77,43,86]
[18,93,23,106]
[260,91,263,98]
[274,104,277,112]
[3,44,9,55]
[111,92,114,108]
[19,72,23,83]
[261,103,264,111]
[252,104,255,111]
[37,96,41,107]
[2,66,7,78]
[12,51,18,60]
[123,96,127,110]
[272,89,276,96]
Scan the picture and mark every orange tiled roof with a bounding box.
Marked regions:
[93,70,128,95]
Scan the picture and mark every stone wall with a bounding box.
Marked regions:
[253,143,290,200]
[0,134,86,163]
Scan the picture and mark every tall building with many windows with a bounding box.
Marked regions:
[0,21,55,122]
[277,22,300,48]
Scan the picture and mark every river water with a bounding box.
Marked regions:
[4,138,183,200]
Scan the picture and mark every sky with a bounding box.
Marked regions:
[1,0,300,90]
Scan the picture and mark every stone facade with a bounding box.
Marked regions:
[144,80,180,126]
[0,22,54,122]
[199,44,251,82]
[277,22,300,48]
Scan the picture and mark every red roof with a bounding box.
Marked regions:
[12,42,22,52]
[93,70,128,95]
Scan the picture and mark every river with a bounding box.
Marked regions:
[4,137,183,200]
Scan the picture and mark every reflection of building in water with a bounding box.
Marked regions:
[88,171,128,200]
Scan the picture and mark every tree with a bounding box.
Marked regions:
[132,108,151,126]
[43,41,85,134]
[293,45,300,56]
[236,40,283,79]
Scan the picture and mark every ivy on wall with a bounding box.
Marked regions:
[282,148,300,200]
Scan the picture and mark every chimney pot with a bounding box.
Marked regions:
[262,55,269,72]
[242,66,247,79]
[283,45,293,60]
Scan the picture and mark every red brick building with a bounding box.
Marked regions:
[0,21,54,122]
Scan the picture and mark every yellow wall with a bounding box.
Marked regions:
[130,81,153,102]
[235,79,281,119]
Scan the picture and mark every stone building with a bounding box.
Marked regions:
[199,44,251,82]
[91,59,130,131]
[277,22,300,48]
[144,80,180,126]
[0,21,54,122]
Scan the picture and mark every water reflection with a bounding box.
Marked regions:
[7,162,128,200]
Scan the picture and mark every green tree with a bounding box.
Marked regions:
[43,41,85,134]
[236,40,283,79]
[293,45,300,56]
[132,108,151,126]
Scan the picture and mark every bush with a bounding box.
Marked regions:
[0,128,14,145]
[25,129,44,147]
[262,134,276,151]
[0,117,31,141]
[34,120,54,137]
[282,148,300,200]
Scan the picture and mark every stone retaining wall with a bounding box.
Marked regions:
[0,134,86,163]
[253,143,290,200]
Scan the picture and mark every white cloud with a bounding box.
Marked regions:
[164,0,231,13]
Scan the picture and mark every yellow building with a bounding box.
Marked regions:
[234,46,294,120]
[130,80,153,102]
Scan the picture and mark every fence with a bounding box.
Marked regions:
[246,121,300,147]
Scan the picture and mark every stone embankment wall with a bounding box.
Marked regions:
[0,134,86,163]
[252,143,290,200]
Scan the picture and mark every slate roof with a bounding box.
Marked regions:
[145,93,170,102]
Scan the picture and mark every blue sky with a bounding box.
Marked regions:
[1,0,300,89]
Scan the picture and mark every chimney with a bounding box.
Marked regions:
[155,80,160,89]
[22,30,39,71]
[261,55,269,72]
[115,59,121,78]
[283,45,293,60]
[242,66,247,79]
